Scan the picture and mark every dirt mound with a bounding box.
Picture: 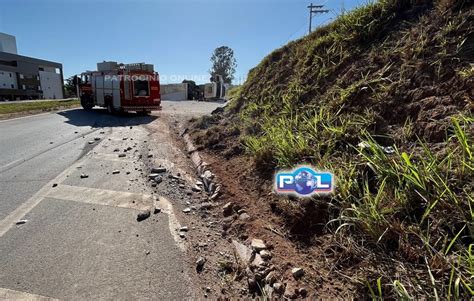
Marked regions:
[189,0,473,299]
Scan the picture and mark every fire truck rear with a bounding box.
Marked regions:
[76,61,161,114]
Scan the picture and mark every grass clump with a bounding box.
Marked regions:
[0,98,80,115]
[208,0,473,298]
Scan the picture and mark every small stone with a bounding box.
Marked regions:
[112,170,120,174]
[196,180,203,186]
[179,233,186,238]
[179,184,185,189]
[205,287,211,292]
[52,183,58,188]
[223,202,233,216]
[145,250,150,255]
[147,154,153,158]
[113,148,120,152]
[232,240,253,265]
[291,267,305,279]
[183,208,191,213]
[151,167,166,173]
[179,226,189,232]
[148,173,159,179]
[94,137,100,141]
[137,210,151,222]
[153,207,161,214]
[251,253,264,267]
[192,185,202,192]
[154,176,163,183]
[298,287,308,297]
[88,141,94,144]
[265,271,277,285]
[273,282,284,294]
[118,154,126,157]
[260,250,272,260]
[199,202,212,210]
[16,219,28,225]
[80,173,89,179]
[196,257,206,270]
[239,213,251,221]
[251,239,267,251]
[100,131,105,134]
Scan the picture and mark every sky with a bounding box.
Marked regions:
[0,0,367,84]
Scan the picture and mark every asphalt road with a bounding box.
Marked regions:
[0,101,223,300]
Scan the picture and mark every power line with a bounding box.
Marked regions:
[307,3,329,34]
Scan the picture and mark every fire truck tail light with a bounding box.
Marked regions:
[153,99,160,103]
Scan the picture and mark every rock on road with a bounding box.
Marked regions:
[0,100,223,300]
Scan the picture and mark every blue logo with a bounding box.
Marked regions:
[275,166,334,196]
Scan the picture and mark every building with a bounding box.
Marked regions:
[0,32,64,101]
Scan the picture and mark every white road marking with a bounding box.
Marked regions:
[0,154,85,238]
[0,287,58,301]
[46,184,153,211]
[155,195,185,251]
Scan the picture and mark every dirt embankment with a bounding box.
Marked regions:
[188,0,473,299]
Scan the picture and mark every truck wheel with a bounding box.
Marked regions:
[80,96,94,111]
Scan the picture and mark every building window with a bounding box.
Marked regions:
[11,84,14,88]
[19,74,24,79]
[39,67,44,71]
[9,73,12,77]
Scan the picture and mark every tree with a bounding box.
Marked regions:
[209,46,237,84]
[64,76,77,97]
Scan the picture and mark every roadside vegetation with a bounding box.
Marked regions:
[192,0,473,298]
[0,98,80,116]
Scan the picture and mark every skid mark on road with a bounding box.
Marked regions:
[0,287,58,301]
[46,184,153,211]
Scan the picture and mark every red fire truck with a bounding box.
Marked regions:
[76,61,161,114]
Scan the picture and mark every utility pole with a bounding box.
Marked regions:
[307,3,329,34]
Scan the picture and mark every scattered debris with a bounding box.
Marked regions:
[232,240,253,265]
[251,239,267,251]
[137,210,151,222]
[239,213,251,221]
[260,250,272,260]
[196,257,206,271]
[151,167,166,173]
[192,185,202,192]
[223,202,233,216]
[291,267,305,279]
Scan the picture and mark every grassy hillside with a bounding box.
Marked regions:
[192,0,473,298]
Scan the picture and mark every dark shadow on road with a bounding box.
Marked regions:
[57,108,158,128]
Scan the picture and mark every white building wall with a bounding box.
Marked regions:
[0,33,18,54]
[160,83,188,100]
[39,70,63,99]
[0,70,18,89]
